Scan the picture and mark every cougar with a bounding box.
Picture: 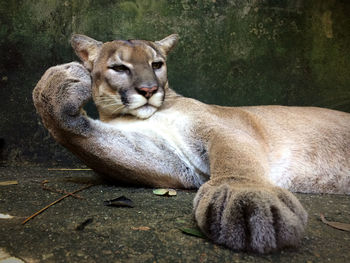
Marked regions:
[33,34,350,253]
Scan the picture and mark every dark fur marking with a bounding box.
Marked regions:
[107,48,116,58]
[214,187,229,241]
[241,199,252,251]
[270,206,280,245]
[119,89,129,105]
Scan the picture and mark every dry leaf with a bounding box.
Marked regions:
[0,248,25,263]
[0,213,14,219]
[104,196,134,208]
[168,189,177,196]
[131,226,150,231]
[0,180,18,186]
[153,188,177,196]
[320,214,350,232]
[153,189,169,196]
[180,227,205,238]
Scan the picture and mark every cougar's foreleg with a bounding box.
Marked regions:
[193,134,308,253]
[33,63,185,187]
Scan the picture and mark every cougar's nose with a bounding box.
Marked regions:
[135,85,158,99]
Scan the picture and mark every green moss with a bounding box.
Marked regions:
[1,0,350,164]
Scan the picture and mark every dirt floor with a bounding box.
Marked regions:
[0,166,349,263]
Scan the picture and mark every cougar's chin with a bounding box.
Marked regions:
[127,92,164,119]
[129,105,158,119]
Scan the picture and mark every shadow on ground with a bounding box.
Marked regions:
[0,166,349,262]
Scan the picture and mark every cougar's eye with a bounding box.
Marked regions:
[152,61,163,70]
[110,65,130,73]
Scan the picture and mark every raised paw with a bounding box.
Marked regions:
[33,62,92,136]
[193,182,308,253]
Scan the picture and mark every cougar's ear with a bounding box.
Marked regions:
[71,34,102,71]
[155,34,179,56]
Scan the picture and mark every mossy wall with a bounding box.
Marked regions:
[1,0,349,165]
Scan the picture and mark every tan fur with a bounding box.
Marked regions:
[33,34,350,253]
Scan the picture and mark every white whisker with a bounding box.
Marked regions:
[95,98,118,104]
[111,105,126,114]
[94,95,124,110]
[101,102,123,109]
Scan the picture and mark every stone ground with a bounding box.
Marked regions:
[0,166,349,263]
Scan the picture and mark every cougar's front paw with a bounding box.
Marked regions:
[193,183,308,253]
[33,62,92,135]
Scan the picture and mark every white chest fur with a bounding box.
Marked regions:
[105,110,210,187]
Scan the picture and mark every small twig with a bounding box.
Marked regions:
[21,184,93,225]
[47,168,92,171]
[0,180,18,186]
[41,180,83,199]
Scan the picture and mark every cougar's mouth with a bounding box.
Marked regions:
[125,91,164,119]
[129,104,158,119]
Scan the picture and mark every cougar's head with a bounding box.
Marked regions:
[71,34,178,120]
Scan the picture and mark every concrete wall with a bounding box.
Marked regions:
[1,0,349,166]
